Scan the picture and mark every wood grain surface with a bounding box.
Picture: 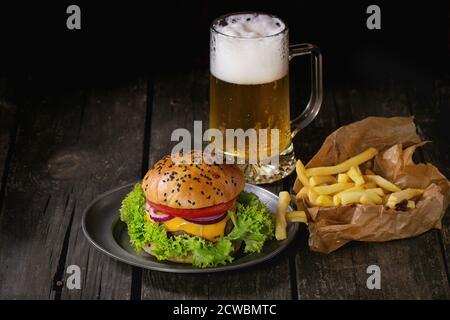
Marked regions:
[0,70,448,299]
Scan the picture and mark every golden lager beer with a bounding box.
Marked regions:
[209,73,291,159]
[210,13,323,184]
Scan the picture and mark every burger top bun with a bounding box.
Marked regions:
[142,151,245,209]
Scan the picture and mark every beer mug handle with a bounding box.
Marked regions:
[289,43,323,136]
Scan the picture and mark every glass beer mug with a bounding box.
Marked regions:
[209,12,323,184]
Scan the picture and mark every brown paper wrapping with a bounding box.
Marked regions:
[293,117,450,254]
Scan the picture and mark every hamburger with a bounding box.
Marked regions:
[120,151,274,268]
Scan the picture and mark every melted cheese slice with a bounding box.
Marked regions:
[146,212,228,241]
[162,216,228,241]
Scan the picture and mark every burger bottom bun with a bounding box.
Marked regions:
[142,240,242,265]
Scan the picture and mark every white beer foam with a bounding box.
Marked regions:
[211,13,288,85]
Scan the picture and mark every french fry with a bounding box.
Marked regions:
[275,191,290,240]
[360,191,383,205]
[307,188,319,206]
[407,200,416,209]
[305,147,378,176]
[386,188,424,209]
[364,188,384,196]
[309,175,337,186]
[363,182,377,189]
[339,191,363,205]
[364,175,402,192]
[347,166,365,186]
[361,190,383,204]
[296,186,309,199]
[316,195,334,206]
[312,183,354,195]
[337,173,350,183]
[333,186,365,205]
[335,186,364,196]
[294,146,422,210]
[295,160,310,187]
[360,194,375,205]
[339,190,383,205]
[286,210,308,223]
[333,194,341,206]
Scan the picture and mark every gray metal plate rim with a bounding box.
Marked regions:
[82,182,299,273]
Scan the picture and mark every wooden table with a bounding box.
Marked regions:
[0,69,449,300]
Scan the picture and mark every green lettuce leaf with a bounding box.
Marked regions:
[119,183,148,252]
[226,191,274,253]
[120,183,274,268]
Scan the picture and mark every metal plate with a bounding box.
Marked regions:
[82,183,298,273]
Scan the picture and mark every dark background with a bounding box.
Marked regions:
[0,0,448,84]
[0,0,450,300]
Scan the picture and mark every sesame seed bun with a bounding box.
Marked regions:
[142,152,245,209]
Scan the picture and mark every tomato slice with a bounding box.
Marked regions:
[147,198,236,218]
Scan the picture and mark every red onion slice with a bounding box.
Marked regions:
[146,202,173,222]
[146,202,227,225]
[184,212,227,225]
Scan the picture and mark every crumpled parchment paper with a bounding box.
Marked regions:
[293,117,450,253]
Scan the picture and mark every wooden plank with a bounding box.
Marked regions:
[294,79,449,299]
[0,80,83,299]
[0,77,17,197]
[345,80,448,298]
[141,70,293,300]
[60,79,147,300]
[406,76,450,283]
[208,182,292,300]
[292,87,365,299]
[0,77,146,299]
[141,70,210,300]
